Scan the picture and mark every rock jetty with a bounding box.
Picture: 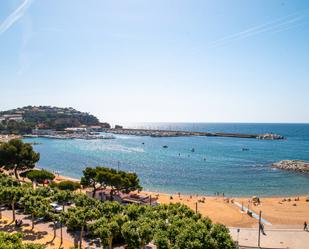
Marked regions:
[257,133,284,140]
[272,160,309,173]
[105,128,285,140]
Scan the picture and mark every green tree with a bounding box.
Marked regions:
[208,223,236,249]
[153,230,169,249]
[0,186,24,221]
[65,206,99,249]
[80,167,98,198]
[20,169,54,186]
[32,186,56,198]
[53,190,74,245]
[20,194,49,230]
[0,231,44,249]
[0,174,20,187]
[47,209,65,244]
[73,192,97,208]
[57,180,80,191]
[108,169,142,200]
[54,190,73,211]
[81,167,142,200]
[0,140,40,179]
[93,217,120,249]
[121,221,139,249]
[121,216,154,249]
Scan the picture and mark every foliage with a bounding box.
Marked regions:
[32,186,56,198]
[91,217,121,249]
[0,231,44,249]
[0,186,25,221]
[0,120,34,135]
[53,190,73,210]
[0,106,102,131]
[20,194,50,229]
[80,167,98,197]
[0,174,236,249]
[81,166,142,199]
[20,169,54,184]
[0,139,40,179]
[73,193,97,208]
[65,206,99,249]
[0,174,20,187]
[57,180,80,191]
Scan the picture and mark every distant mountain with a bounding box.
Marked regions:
[0,106,110,134]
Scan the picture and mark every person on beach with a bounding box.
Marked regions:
[304,221,308,231]
[260,223,266,235]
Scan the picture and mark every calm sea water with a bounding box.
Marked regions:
[24,123,309,197]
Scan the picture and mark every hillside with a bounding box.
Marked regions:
[0,106,109,133]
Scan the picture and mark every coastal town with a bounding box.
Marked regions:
[0,107,285,141]
[2,0,309,248]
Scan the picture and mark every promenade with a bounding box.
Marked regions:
[230,227,309,249]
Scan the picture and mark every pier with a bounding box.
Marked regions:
[105,128,284,140]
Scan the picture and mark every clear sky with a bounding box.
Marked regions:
[1,0,309,124]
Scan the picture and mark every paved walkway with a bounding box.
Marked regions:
[230,227,309,249]
[1,210,101,249]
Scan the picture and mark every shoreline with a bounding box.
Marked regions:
[54,173,309,228]
[55,173,308,199]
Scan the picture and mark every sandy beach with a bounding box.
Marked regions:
[141,191,309,228]
[54,174,309,229]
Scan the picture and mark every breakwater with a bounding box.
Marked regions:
[105,128,284,140]
[272,160,309,173]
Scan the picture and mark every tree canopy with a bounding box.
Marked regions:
[57,180,80,191]
[81,166,142,199]
[0,232,44,249]
[0,139,40,179]
[20,169,55,185]
[0,172,236,249]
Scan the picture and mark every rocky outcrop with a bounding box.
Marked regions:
[272,160,309,173]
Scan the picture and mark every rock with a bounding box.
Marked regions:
[257,133,284,140]
[272,160,309,174]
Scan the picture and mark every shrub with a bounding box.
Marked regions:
[58,180,80,191]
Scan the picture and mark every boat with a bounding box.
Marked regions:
[191,148,195,152]
[163,145,168,148]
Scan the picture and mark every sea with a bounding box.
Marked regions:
[23,123,309,197]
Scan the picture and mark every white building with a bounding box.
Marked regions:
[64,127,87,132]
[0,114,23,122]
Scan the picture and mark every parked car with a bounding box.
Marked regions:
[50,203,62,213]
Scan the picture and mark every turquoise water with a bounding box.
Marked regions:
[24,123,309,197]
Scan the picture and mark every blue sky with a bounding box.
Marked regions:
[0,0,309,123]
